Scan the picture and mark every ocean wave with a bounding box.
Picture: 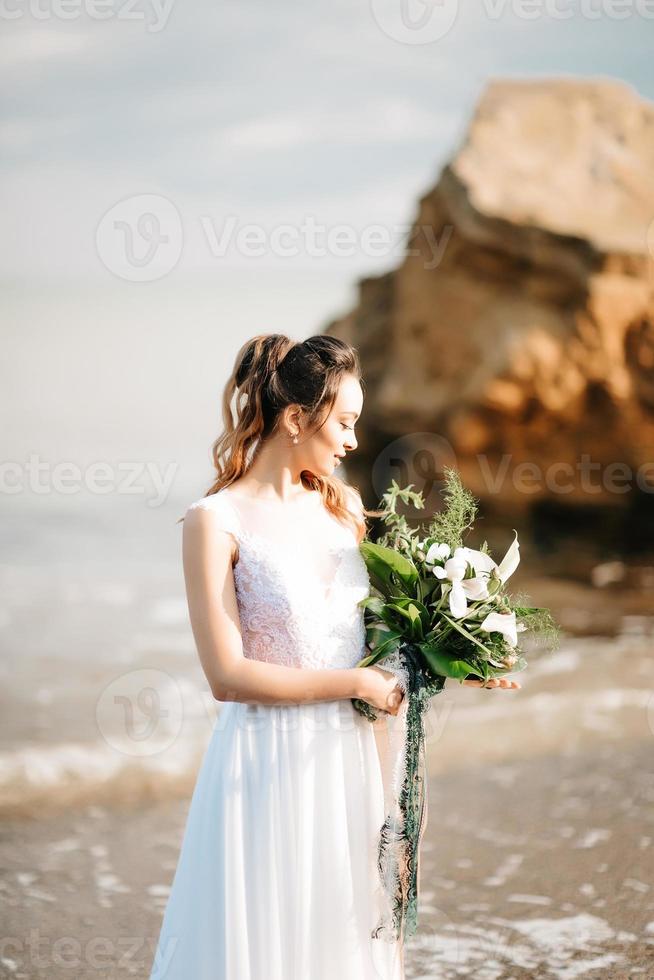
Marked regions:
[1,685,651,817]
[0,729,210,819]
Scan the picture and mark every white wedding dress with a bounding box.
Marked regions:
[148,486,406,980]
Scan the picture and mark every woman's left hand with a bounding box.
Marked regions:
[462,677,521,689]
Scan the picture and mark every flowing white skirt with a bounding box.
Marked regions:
[149,698,405,980]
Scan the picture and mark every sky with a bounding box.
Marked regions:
[1,0,653,505]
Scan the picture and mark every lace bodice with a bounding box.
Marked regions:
[186,487,371,670]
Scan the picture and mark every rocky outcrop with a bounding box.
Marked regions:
[325,78,654,513]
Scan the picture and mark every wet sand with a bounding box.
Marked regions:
[1,630,653,979]
[411,736,654,979]
[0,737,652,979]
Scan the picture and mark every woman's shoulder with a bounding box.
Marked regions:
[185,488,240,532]
[186,487,230,512]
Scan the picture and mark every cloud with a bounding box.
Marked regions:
[0,2,651,280]
[214,99,451,152]
[0,26,98,73]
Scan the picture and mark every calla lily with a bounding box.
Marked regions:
[455,534,520,587]
[426,533,521,619]
[479,610,518,647]
[497,530,520,584]
[455,546,497,577]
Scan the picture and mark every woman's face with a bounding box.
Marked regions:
[299,373,363,476]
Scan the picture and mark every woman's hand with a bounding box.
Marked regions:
[462,676,521,690]
[357,665,405,715]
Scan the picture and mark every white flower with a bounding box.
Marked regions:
[479,610,518,647]
[424,542,450,565]
[432,555,469,617]
[425,532,521,620]
[458,531,520,588]
[497,530,520,584]
[430,546,492,618]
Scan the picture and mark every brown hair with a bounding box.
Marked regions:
[179,333,377,542]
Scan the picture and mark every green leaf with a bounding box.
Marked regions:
[390,602,424,641]
[440,612,495,657]
[419,577,441,602]
[364,623,395,648]
[356,630,403,667]
[357,595,386,616]
[388,596,430,634]
[418,640,484,680]
[375,598,428,641]
[359,541,419,596]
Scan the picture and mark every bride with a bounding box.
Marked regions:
[148,333,519,980]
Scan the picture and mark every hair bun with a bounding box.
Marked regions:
[235,335,289,389]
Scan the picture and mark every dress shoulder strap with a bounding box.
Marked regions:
[185,489,242,542]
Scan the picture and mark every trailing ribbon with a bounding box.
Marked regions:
[368,643,446,946]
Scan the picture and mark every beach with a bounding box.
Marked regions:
[1,736,653,980]
[1,596,652,978]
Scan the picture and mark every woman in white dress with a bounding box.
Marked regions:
[149,333,518,980]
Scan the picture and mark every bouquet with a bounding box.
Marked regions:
[352,467,559,946]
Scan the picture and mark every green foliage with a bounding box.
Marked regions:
[356,469,559,693]
[508,594,562,651]
[359,540,418,597]
[373,468,481,554]
[375,481,425,551]
[424,466,480,551]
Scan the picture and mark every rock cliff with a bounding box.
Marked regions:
[325,78,654,515]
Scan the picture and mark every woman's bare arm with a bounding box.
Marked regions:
[182,506,365,705]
